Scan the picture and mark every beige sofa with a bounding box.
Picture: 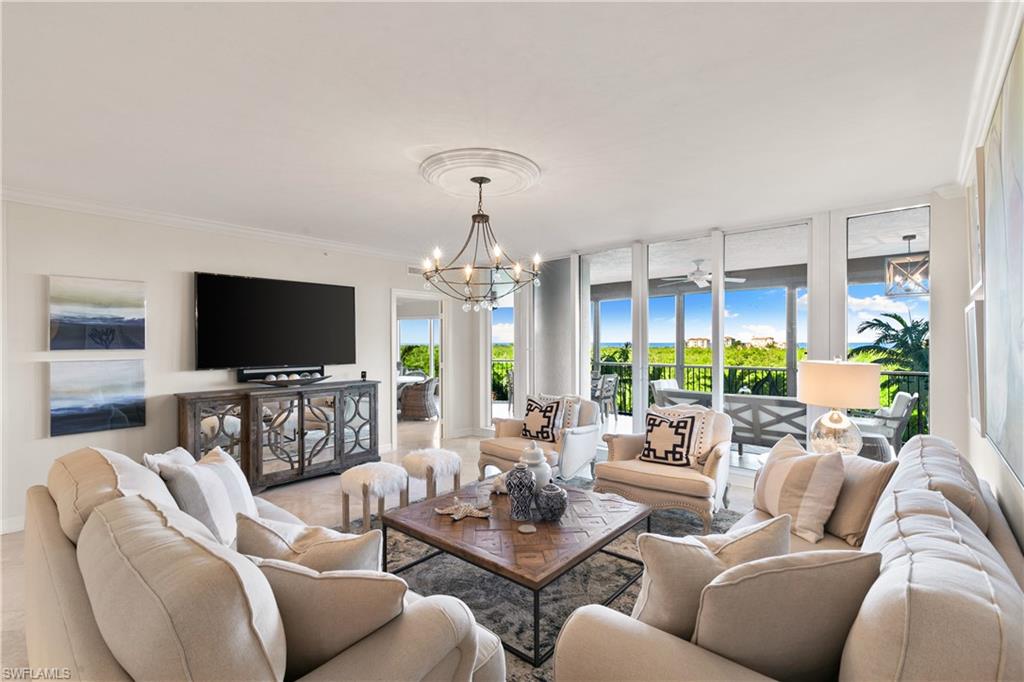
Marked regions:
[555,435,1024,681]
[25,447,505,681]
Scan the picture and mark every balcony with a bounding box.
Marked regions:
[595,361,929,442]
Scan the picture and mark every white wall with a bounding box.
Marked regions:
[0,200,480,532]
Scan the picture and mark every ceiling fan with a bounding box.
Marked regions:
[657,259,746,289]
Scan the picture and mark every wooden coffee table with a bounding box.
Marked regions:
[382,482,650,666]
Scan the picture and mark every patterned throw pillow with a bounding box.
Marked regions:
[640,412,698,466]
[538,393,581,431]
[522,398,560,442]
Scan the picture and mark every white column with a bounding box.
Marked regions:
[710,229,725,412]
[631,242,649,433]
[570,254,583,397]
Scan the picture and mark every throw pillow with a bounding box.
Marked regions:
[77,495,286,682]
[539,393,581,431]
[640,412,698,466]
[156,447,257,545]
[250,557,406,680]
[47,446,180,544]
[825,455,898,546]
[632,514,791,639]
[753,435,845,543]
[522,397,560,442]
[236,514,382,571]
[141,446,195,475]
[649,405,717,465]
[692,550,881,682]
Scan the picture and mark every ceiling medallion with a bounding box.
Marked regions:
[419,147,541,197]
[421,176,540,312]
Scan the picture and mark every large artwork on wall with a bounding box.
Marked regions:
[49,275,146,350]
[982,29,1023,482]
[49,360,146,436]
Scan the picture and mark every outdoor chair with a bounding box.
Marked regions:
[597,374,619,422]
[851,391,919,451]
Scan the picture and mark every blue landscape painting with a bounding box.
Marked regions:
[50,360,146,436]
[49,276,145,350]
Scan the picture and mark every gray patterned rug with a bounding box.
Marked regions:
[342,480,741,681]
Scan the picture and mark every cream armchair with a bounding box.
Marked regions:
[479,397,601,481]
[594,406,732,533]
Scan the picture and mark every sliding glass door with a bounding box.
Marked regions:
[489,295,515,420]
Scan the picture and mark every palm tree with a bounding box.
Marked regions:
[847,312,929,372]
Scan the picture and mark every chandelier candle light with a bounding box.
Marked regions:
[422,177,540,312]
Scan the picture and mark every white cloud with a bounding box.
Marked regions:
[724,308,739,318]
[847,295,910,316]
[491,322,514,344]
[733,324,784,342]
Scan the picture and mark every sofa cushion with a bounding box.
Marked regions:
[753,435,845,543]
[594,458,715,497]
[251,557,406,680]
[693,550,881,682]
[77,495,285,682]
[842,488,1023,681]
[632,515,790,639]
[480,436,558,466]
[236,514,381,571]
[141,446,195,474]
[156,447,257,545]
[889,434,989,533]
[729,509,851,552]
[47,447,179,544]
[825,455,898,546]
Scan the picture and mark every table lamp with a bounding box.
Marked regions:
[797,360,881,456]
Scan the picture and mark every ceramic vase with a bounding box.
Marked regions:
[506,463,536,521]
[535,484,568,522]
[519,440,552,488]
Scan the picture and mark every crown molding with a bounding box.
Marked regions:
[957,1,1024,186]
[0,186,416,263]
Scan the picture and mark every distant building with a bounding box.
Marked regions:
[686,337,711,349]
[749,336,776,348]
[724,336,738,347]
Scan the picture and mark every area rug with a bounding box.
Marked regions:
[342,478,742,681]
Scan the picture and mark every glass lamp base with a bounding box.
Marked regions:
[808,409,862,456]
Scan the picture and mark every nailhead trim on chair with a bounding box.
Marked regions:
[593,483,712,533]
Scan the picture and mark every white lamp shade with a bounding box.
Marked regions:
[797,360,881,409]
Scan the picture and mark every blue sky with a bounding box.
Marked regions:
[401,306,515,345]
[398,318,432,345]
[595,284,928,346]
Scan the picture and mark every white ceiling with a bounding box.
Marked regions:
[2,3,989,262]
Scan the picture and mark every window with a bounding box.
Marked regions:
[647,236,713,408]
[490,298,515,420]
[398,318,439,377]
[846,205,930,441]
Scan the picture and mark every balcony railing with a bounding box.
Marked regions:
[595,362,929,439]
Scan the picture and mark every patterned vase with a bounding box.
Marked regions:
[506,463,536,521]
[535,483,569,522]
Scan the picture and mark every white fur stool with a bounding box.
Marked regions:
[402,448,462,501]
[340,462,408,532]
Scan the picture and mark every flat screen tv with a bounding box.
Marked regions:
[195,273,355,370]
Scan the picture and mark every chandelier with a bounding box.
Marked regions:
[885,233,929,296]
[422,176,540,312]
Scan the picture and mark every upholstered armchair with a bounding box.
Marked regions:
[479,397,601,481]
[594,406,732,533]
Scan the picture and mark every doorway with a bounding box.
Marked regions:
[391,290,446,451]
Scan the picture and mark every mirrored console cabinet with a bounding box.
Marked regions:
[177,380,379,492]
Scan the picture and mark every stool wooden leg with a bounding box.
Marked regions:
[400,485,408,507]
[426,465,437,499]
[454,471,461,492]
[341,492,351,532]
[362,484,371,532]
[377,495,385,525]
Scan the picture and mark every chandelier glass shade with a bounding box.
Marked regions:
[422,177,540,312]
[884,234,929,296]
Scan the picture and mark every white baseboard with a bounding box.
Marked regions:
[445,426,490,440]
[2,515,25,534]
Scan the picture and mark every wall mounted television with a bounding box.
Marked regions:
[195,272,356,370]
